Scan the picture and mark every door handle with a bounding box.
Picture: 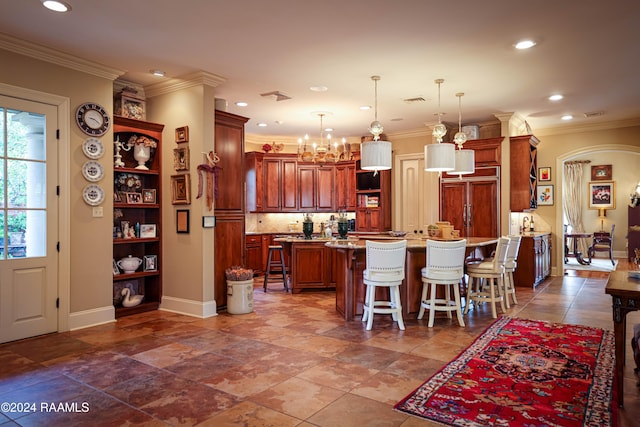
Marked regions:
[467,205,472,227]
[463,204,467,226]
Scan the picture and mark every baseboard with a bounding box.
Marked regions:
[160,296,218,318]
[68,305,115,331]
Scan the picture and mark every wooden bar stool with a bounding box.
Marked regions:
[263,245,288,292]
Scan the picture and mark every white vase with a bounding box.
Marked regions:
[133,144,151,170]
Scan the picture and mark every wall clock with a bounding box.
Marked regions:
[75,102,110,136]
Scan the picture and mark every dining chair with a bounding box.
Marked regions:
[418,239,467,327]
[588,224,615,265]
[464,236,510,319]
[362,240,407,330]
[503,235,522,308]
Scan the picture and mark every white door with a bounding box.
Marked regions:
[394,153,439,235]
[0,95,58,344]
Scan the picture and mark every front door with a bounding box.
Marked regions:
[0,95,58,344]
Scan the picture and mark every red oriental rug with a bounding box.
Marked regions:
[394,317,617,426]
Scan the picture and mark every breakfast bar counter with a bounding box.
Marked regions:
[324,236,498,321]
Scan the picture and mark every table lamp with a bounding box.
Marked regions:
[598,208,606,231]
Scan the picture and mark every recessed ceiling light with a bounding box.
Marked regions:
[549,94,563,101]
[150,70,165,77]
[257,123,267,127]
[235,101,248,107]
[309,85,328,92]
[514,40,536,50]
[41,0,71,12]
[360,105,372,111]
[561,115,573,121]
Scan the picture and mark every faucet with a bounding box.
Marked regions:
[521,216,529,234]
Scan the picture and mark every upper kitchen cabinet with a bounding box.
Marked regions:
[510,135,539,212]
[298,164,335,212]
[245,153,298,212]
[355,160,391,231]
[215,111,249,212]
[335,162,356,211]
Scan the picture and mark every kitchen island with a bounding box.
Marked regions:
[325,237,498,321]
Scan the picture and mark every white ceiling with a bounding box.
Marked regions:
[1,0,639,140]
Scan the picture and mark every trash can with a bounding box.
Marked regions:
[227,279,254,314]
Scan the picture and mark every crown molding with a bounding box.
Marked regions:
[0,32,124,81]
[533,117,640,137]
[145,71,227,97]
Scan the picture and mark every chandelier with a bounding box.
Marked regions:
[297,113,341,163]
[451,92,475,175]
[424,78,456,172]
[360,75,392,172]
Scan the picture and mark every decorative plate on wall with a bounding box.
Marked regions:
[82,137,104,159]
[82,184,105,206]
[82,161,104,182]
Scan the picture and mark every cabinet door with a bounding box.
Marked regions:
[214,214,245,308]
[316,167,335,211]
[245,236,262,274]
[263,159,282,211]
[440,181,466,235]
[467,180,498,238]
[282,160,297,210]
[298,166,316,210]
[215,114,247,212]
[335,164,356,211]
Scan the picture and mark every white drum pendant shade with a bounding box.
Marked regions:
[452,149,475,175]
[361,140,392,171]
[424,142,455,171]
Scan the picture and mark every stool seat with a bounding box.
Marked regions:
[263,245,288,292]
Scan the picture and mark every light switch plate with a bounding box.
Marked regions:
[92,207,103,217]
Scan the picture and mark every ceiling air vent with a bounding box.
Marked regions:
[403,97,426,103]
[260,91,292,102]
[583,111,605,118]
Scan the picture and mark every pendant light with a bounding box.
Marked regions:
[360,75,392,172]
[425,79,455,172]
[451,92,475,175]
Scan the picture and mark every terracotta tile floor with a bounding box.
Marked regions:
[1,262,638,426]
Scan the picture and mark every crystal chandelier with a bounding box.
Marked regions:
[424,78,456,172]
[360,75,392,172]
[451,92,475,175]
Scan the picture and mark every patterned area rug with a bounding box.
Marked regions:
[394,317,617,426]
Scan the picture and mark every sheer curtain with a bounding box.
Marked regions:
[563,161,590,255]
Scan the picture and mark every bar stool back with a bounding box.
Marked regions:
[418,239,467,327]
[362,240,407,330]
[263,245,288,292]
[503,235,522,307]
[464,237,510,319]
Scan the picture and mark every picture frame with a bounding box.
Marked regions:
[538,167,551,182]
[591,164,612,181]
[171,174,191,205]
[115,94,146,120]
[537,184,554,206]
[174,147,190,171]
[114,191,122,202]
[142,188,156,204]
[588,181,616,209]
[125,192,142,204]
[143,255,158,272]
[176,209,190,233]
[113,259,120,276]
[140,224,157,238]
[175,126,189,143]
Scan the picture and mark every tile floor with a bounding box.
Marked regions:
[0,262,638,426]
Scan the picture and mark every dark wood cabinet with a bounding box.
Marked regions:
[290,242,334,292]
[298,164,335,212]
[355,161,391,231]
[629,206,640,261]
[513,233,551,288]
[335,163,356,211]
[510,135,539,212]
[440,167,499,238]
[263,157,297,211]
[113,117,164,318]
[245,234,263,275]
[214,110,249,309]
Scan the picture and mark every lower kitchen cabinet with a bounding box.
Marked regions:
[244,233,290,275]
[290,241,335,293]
[513,233,551,288]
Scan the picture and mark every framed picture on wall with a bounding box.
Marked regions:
[171,174,191,205]
[588,181,616,209]
[591,164,612,181]
[538,185,554,205]
[538,167,551,182]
